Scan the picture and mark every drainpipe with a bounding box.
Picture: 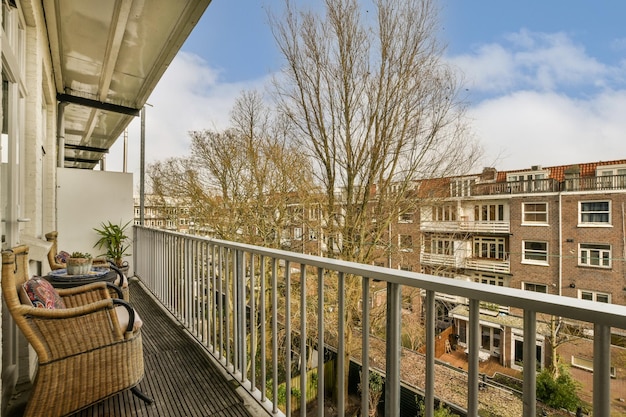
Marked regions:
[558,192,563,296]
[56,102,67,167]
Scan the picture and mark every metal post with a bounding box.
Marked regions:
[593,323,611,417]
[425,290,435,415]
[337,272,346,417]
[468,299,480,416]
[361,277,370,417]
[385,282,401,416]
[523,310,537,417]
[300,263,307,416]
[317,268,325,415]
[139,106,146,226]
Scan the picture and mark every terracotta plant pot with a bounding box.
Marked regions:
[67,257,92,275]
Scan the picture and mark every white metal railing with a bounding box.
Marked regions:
[133,226,626,417]
[465,258,511,274]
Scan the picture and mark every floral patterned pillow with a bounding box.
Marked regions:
[22,277,66,309]
[55,250,70,264]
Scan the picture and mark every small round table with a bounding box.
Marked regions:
[45,267,118,289]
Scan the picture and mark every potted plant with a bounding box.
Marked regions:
[93,220,132,269]
[67,251,92,275]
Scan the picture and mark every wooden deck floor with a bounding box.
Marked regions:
[8,280,260,417]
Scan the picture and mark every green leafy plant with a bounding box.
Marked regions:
[69,251,91,259]
[93,220,131,267]
[536,365,582,412]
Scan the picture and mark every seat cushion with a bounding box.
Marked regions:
[115,305,143,332]
[21,277,66,309]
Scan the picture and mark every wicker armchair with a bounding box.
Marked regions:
[1,245,150,417]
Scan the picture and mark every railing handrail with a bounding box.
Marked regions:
[137,226,626,330]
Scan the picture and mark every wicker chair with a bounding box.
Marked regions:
[44,231,66,270]
[1,245,151,417]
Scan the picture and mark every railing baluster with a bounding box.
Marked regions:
[385,282,401,416]
[468,298,479,416]
[250,253,256,391]
[218,246,224,361]
[260,255,267,402]
[425,289,435,415]
[361,277,370,417]
[522,310,537,417]
[593,323,611,417]
[271,257,279,414]
[337,271,346,417]
[317,267,325,417]
[285,261,292,416]
[300,263,307,416]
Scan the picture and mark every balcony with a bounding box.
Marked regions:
[420,252,465,269]
[564,174,626,191]
[472,178,560,196]
[465,257,511,274]
[124,227,626,417]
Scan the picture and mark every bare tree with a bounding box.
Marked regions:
[269,0,481,403]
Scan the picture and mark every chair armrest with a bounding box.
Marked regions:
[113,299,136,333]
[17,299,138,362]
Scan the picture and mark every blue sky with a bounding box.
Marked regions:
[109,0,626,182]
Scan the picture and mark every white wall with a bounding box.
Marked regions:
[57,168,134,273]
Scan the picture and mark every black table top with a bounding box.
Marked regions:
[44,267,118,288]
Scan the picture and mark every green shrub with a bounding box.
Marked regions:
[536,366,582,412]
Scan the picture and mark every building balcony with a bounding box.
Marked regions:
[465,257,511,274]
[472,178,560,196]
[564,174,626,191]
[123,227,625,417]
[420,220,510,234]
[420,252,465,269]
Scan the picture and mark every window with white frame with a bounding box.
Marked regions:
[579,290,611,303]
[579,201,610,225]
[579,243,611,268]
[450,178,476,197]
[309,229,318,241]
[522,202,548,224]
[431,236,455,255]
[398,212,414,223]
[433,205,457,221]
[522,241,548,264]
[473,236,506,259]
[571,356,616,377]
[474,203,505,221]
[523,282,548,293]
[294,227,303,240]
[474,272,507,287]
[399,234,413,252]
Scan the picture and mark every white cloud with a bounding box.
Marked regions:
[471,90,626,171]
[107,52,272,184]
[449,29,612,93]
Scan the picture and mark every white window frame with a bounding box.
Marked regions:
[398,212,414,223]
[474,272,507,287]
[579,200,611,226]
[523,282,548,293]
[578,289,611,303]
[431,236,455,255]
[522,241,549,265]
[571,356,616,377]
[579,243,611,268]
[398,234,413,252]
[522,202,548,225]
[473,236,507,260]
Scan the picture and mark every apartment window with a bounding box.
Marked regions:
[294,227,303,240]
[579,243,611,268]
[522,241,548,265]
[398,212,414,223]
[579,290,611,303]
[433,205,457,221]
[571,356,616,377]
[524,283,548,293]
[309,230,318,241]
[474,204,504,221]
[450,178,476,197]
[399,235,413,252]
[474,273,506,287]
[522,202,548,224]
[473,236,506,260]
[579,201,610,225]
[431,237,454,255]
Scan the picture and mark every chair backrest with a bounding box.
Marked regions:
[45,231,65,270]
[2,245,30,311]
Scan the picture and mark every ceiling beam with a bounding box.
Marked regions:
[57,93,140,116]
[64,143,109,153]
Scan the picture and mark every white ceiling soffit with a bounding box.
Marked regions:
[43,0,212,169]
